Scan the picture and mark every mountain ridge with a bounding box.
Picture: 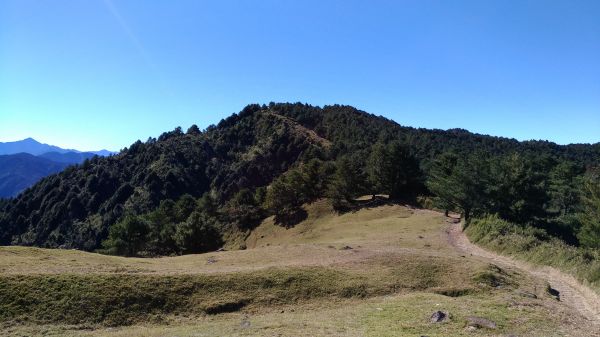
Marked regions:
[0,153,70,198]
[0,103,598,251]
[0,137,114,156]
[0,139,115,198]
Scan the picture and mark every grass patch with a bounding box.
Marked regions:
[0,268,372,326]
[0,259,479,327]
[433,288,474,297]
[465,214,600,293]
[472,264,517,288]
[362,292,563,337]
[0,256,486,326]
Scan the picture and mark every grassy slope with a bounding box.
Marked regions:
[0,201,594,336]
[464,215,600,293]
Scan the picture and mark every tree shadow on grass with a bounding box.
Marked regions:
[334,195,420,215]
[274,208,308,228]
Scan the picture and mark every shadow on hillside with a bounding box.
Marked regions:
[335,195,418,214]
[274,208,308,228]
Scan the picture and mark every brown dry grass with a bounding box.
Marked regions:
[1,199,596,336]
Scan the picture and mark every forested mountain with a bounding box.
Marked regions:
[0,153,70,198]
[0,140,113,197]
[0,103,598,254]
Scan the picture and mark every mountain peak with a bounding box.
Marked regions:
[0,138,113,156]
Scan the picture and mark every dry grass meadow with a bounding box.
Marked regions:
[1,200,596,336]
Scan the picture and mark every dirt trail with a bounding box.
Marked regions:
[447,221,600,328]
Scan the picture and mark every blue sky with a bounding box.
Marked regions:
[0,0,598,151]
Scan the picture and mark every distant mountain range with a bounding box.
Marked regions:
[0,138,114,198]
[0,138,112,156]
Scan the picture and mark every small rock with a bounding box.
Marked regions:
[466,316,497,329]
[546,286,560,300]
[375,307,383,311]
[207,257,217,264]
[430,310,449,323]
[240,320,251,328]
[339,245,353,250]
[216,247,226,252]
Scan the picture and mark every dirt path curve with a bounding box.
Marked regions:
[446,221,600,327]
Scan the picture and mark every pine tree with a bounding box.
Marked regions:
[577,170,600,248]
[427,152,489,221]
[328,156,362,208]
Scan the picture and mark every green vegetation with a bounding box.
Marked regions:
[362,292,563,337]
[428,152,549,223]
[465,214,600,292]
[1,103,598,256]
[263,159,332,223]
[0,268,384,326]
[366,141,423,200]
[577,170,600,248]
[101,194,222,256]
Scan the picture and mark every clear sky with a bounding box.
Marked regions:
[1,0,598,151]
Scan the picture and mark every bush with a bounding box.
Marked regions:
[102,215,149,256]
[174,211,222,254]
[466,215,600,293]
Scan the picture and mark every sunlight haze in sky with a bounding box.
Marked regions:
[0,0,599,151]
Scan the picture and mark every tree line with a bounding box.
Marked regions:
[1,103,598,255]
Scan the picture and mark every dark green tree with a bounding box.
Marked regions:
[264,174,302,217]
[366,143,388,197]
[226,188,263,228]
[577,170,600,248]
[549,161,583,216]
[174,194,197,223]
[367,141,423,200]
[386,142,423,199]
[102,215,149,256]
[328,156,362,208]
[197,193,218,216]
[487,153,549,224]
[174,211,222,254]
[187,124,201,135]
[427,152,490,221]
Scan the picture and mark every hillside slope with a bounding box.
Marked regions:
[0,103,598,251]
[1,201,597,336]
[0,153,70,198]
